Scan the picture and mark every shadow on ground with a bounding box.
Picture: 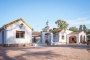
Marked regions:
[0,44,90,60]
[0,47,62,60]
[44,44,90,49]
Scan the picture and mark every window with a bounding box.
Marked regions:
[16,31,25,38]
[62,35,64,39]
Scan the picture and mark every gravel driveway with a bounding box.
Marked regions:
[0,44,90,60]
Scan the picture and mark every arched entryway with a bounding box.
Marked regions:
[69,36,77,43]
[45,33,51,45]
[84,35,85,42]
[80,35,82,43]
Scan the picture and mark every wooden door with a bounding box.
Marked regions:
[2,31,4,47]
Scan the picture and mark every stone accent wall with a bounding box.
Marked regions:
[0,44,2,47]
[2,43,32,47]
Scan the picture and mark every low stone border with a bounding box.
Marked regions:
[0,43,32,47]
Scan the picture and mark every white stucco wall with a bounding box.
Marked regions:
[45,27,49,32]
[5,20,32,44]
[45,33,51,43]
[79,31,86,43]
[59,30,66,42]
[46,33,53,45]
[67,31,86,44]
[0,30,7,44]
[67,34,79,44]
[41,32,53,45]
[4,30,7,44]
[53,34,59,42]
[41,32,45,43]
[32,37,41,43]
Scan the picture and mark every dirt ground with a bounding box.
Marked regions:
[0,44,90,60]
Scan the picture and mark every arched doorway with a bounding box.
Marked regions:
[84,35,85,43]
[69,36,77,43]
[80,35,82,43]
[45,33,51,45]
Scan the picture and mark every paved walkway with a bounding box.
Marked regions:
[0,44,90,60]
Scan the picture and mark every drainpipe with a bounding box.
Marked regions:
[4,26,8,47]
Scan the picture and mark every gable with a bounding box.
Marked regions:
[79,31,86,35]
[59,29,66,34]
[67,31,86,35]
[4,18,33,30]
[50,29,66,34]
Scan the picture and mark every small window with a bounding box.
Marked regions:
[62,35,64,39]
[16,31,25,38]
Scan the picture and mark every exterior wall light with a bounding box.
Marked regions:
[20,23,23,29]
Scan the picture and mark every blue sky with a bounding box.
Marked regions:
[0,0,90,31]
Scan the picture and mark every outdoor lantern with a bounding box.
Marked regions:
[20,23,23,29]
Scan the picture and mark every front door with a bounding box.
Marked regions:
[69,36,77,43]
[2,31,4,47]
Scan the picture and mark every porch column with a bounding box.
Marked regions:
[67,35,70,44]
[50,33,53,45]
[41,32,45,43]
[77,35,80,44]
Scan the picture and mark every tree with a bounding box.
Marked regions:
[54,28,61,30]
[79,25,83,31]
[86,29,90,34]
[53,28,57,30]
[55,20,69,30]
[79,25,88,32]
[49,29,53,31]
[42,28,45,31]
[49,28,61,31]
[83,25,87,32]
[69,26,79,32]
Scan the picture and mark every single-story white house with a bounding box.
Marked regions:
[66,31,86,44]
[38,26,86,46]
[51,29,86,44]
[0,18,87,47]
[51,29,66,45]
[0,18,33,47]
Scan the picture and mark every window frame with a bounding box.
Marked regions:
[62,35,64,40]
[16,31,25,39]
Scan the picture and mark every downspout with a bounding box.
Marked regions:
[4,26,9,47]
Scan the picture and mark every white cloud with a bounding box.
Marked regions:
[77,17,89,21]
[67,17,90,24]
[67,17,90,28]
[49,17,90,29]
